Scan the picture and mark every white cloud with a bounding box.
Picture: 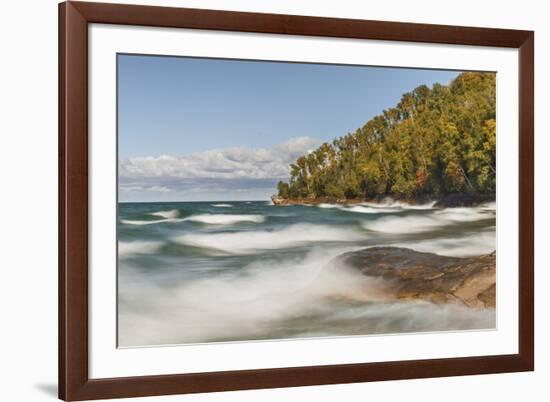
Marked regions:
[119,136,321,180]
[147,185,173,193]
[119,185,144,192]
[120,185,173,193]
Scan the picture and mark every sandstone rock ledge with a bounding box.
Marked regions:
[334,247,495,309]
[271,196,364,206]
[271,193,495,207]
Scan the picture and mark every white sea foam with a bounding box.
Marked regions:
[118,245,494,346]
[149,209,180,219]
[121,218,183,225]
[362,207,495,234]
[174,223,365,254]
[398,201,437,210]
[343,205,398,214]
[211,203,233,208]
[394,230,496,257]
[363,215,445,234]
[362,199,436,210]
[317,203,342,209]
[118,241,163,257]
[118,246,371,345]
[434,207,494,222]
[121,219,166,225]
[183,214,265,225]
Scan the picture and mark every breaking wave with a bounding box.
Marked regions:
[343,205,398,214]
[119,241,163,258]
[183,214,265,225]
[434,207,494,222]
[121,217,184,225]
[211,203,233,208]
[363,207,495,234]
[120,209,183,225]
[317,203,342,209]
[118,199,496,346]
[118,247,370,345]
[397,201,437,210]
[174,223,365,254]
[118,245,494,346]
[362,199,436,210]
[394,230,496,257]
[149,209,180,219]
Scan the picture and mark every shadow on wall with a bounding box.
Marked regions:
[34,383,57,398]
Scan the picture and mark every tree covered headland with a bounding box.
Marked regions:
[277,72,496,201]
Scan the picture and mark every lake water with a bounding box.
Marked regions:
[118,200,496,347]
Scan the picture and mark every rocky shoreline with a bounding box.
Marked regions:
[271,193,494,208]
[332,247,495,309]
[271,196,365,206]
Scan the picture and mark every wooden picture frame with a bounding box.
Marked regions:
[59,1,534,400]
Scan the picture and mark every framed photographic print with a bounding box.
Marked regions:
[59,1,534,400]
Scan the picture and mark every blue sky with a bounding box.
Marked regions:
[118,54,460,202]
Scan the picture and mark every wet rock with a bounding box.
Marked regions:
[334,247,496,308]
[271,193,494,208]
[270,196,364,206]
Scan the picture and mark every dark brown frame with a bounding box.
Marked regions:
[59,1,534,400]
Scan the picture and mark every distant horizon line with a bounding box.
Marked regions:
[119,199,271,204]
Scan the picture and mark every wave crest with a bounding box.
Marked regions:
[174,223,365,254]
[362,207,494,234]
[149,209,180,219]
[119,241,163,257]
[362,199,436,210]
[394,230,495,257]
[184,214,265,225]
[317,203,342,209]
[121,218,183,225]
[343,205,398,214]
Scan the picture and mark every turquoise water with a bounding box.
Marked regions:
[118,200,496,347]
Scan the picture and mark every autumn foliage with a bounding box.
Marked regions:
[277,72,496,200]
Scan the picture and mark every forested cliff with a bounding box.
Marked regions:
[276,72,496,201]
